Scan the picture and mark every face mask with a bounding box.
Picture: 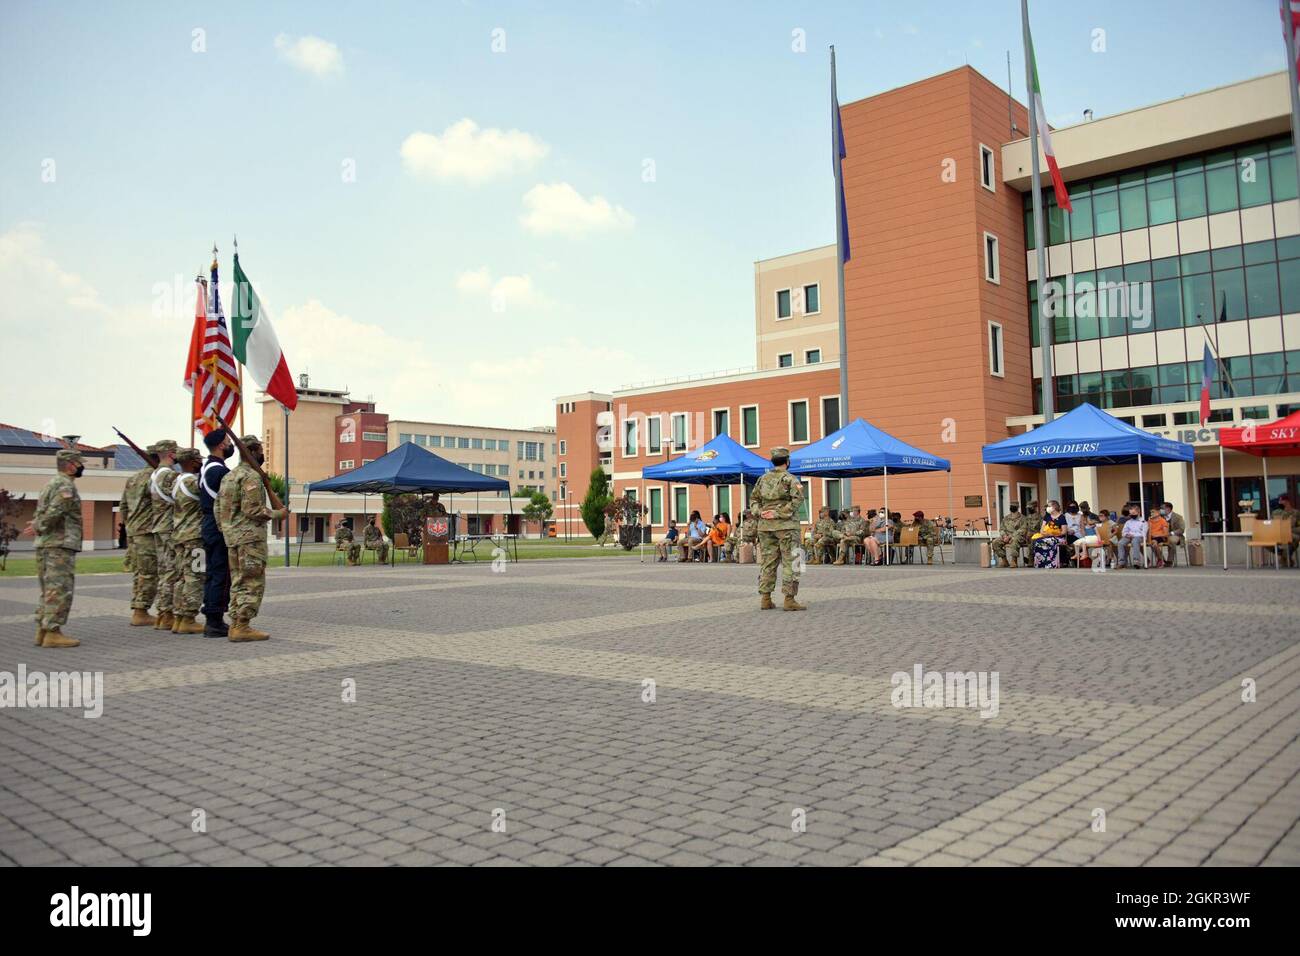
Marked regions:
[72,464,84,478]
[221,445,235,460]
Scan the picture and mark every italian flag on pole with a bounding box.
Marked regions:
[1029,27,1072,212]
[231,252,298,411]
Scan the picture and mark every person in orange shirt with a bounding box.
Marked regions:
[1147,508,1170,568]
[705,513,731,562]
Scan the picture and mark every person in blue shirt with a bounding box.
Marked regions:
[685,511,709,560]
[656,519,680,562]
[199,428,234,637]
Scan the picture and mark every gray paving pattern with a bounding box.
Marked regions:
[0,559,1297,866]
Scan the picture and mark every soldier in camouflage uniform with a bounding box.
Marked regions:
[363,517,389,563]
[991,504,1026,568]
[148,439,179,630]
[834,505,868,565]
[335,518,361,565]
[810,507,840,565]
[912,510,940,565]
[752,447,806,610]
[169,449,207,634]
[25,449,85,648]
[737,508,759,562]
[120,443,158,626]
[218,435,287,641]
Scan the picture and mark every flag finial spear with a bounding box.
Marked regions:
[233,234,238,253]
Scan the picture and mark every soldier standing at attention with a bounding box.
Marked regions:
[335,518,361,565]
[24,448,85,648]
[835,505,867,565]
[121,443,158,626]
[219,435,287,642]
[169,449,207,634]
[200,428,233,637]
[752,447,806,611]
[913,510,939,565]
[148,439,180,631]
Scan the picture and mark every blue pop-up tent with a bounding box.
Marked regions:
[789,418,953,564]
[639,434,770,560]
[981,403,1194,567]
[299,442,511,565]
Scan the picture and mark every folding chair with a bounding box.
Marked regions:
[1247,519,1293,570]
[888,527,919,564]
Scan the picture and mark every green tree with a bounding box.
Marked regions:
[0,488,26,570]
[521,491,554,535]
[580,467,611,539]
[264,471,288,503]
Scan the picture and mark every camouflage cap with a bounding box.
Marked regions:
[176,447,202,464]
[241,434,263,447]
[145,443,160,455]
[154,439,178,453]
[769,446,790,458]
[56,448,83,465]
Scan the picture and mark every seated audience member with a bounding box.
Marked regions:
[706,513,730,562]
[1116,506,1148,568]
[1063,502,1082,552]
[682,510,708,560]
[1147,508,1170,567]
[1161,501,1186,567]
[862,509,882,564]
[1072,511,1107,571]
[1269,494,1298,567]
[1030,500,1068,569]
[656,519,680,562]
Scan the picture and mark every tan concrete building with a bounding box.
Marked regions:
[387,420,557,499]
[754,244,840,370]
[258,378,349,488]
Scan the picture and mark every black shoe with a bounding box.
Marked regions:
[203,615,229,638]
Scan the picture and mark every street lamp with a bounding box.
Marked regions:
[561,481,569,541]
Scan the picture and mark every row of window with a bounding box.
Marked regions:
[399,433,512,452]
[630,477,842,526]
[775,283,821,320]
[621,398,842,456]
[1031,349,1300,413]
[1024,136,1298,247]
[337,459,375,470]
[1028,237,1300,345]
[776,348,822,368]
[339,430,386,444]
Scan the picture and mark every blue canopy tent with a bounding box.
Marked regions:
[789,418,953,564]
[300,442,511,566]
[641,434,770,560]
[981,402,1194,567]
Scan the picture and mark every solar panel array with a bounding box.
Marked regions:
[0,427,65,449]
[113,444,145,470]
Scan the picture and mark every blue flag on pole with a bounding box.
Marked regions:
[832,60,851,263]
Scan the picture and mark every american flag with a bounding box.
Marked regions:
[184,258,241,434]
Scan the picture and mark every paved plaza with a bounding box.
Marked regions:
[1,558,1298,867]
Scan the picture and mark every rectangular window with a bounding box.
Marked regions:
[776,289,792,319]
[988,322,1004,377]
[671,413,687,451]
[471,463,483,473]
[471,438,483,450]
[338,460,354,470]
[804,283,820,314]
[825,478,842,512]
[805,348,821,364]
[777,353,793,368]
[984,233,1000,283]
[647,416,662,454]
[822,396,840,435]
[428,435,442,447]
[741,405,759,447]
[712,408,729,438]
[623,419,637,456]
[789,400,809,444]
[649,487,663,525]
[361,431,385,443]
[673,486,688,523]
[559,439,566,455]
[716,486,730,518]
[457,437,470,449]
[398,433,411,445]
[979,144,995,191]
[797,480,811,522]
[559,462,566,478]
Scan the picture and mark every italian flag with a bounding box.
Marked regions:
[231,253,298,411]
[1028,27,1072,212]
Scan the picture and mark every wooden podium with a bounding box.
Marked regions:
[424,514,450,565]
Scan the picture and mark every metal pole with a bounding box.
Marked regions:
[1022,0,1058,503]
[831,45,851,511]
[947,469,954,562]
[1281,0,1300,200]
[883,465,889,566]
[1219,442,1228,570]
[1138,453,1147,568]
[983,463,994,565]
[283,405,290,567]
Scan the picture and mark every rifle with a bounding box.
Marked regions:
[113,427,159,468]
[214,413,287,513]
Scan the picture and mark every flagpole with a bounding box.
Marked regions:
[831,45,851,511]
[1281,0,1300,199]
[1021,0,1058,503]
[234,235,246,436]
[284,404,291,568]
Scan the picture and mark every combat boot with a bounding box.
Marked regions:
[41,629,80,648]
[203,615,229,638]
[154,611,174,631]
[130,608,157,627]
[173,615,205,634]
[783,594,807,611]
[832,556,846,565]
[759,593,776,610]
[34,625,45,647]
[228,620,269,642]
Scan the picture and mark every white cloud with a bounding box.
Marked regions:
[519,183,634,237]
[274,34,343,76]
[455,267,550,310]
[400,119,548,184]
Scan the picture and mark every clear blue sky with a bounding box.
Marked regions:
[0,0,1286,446]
